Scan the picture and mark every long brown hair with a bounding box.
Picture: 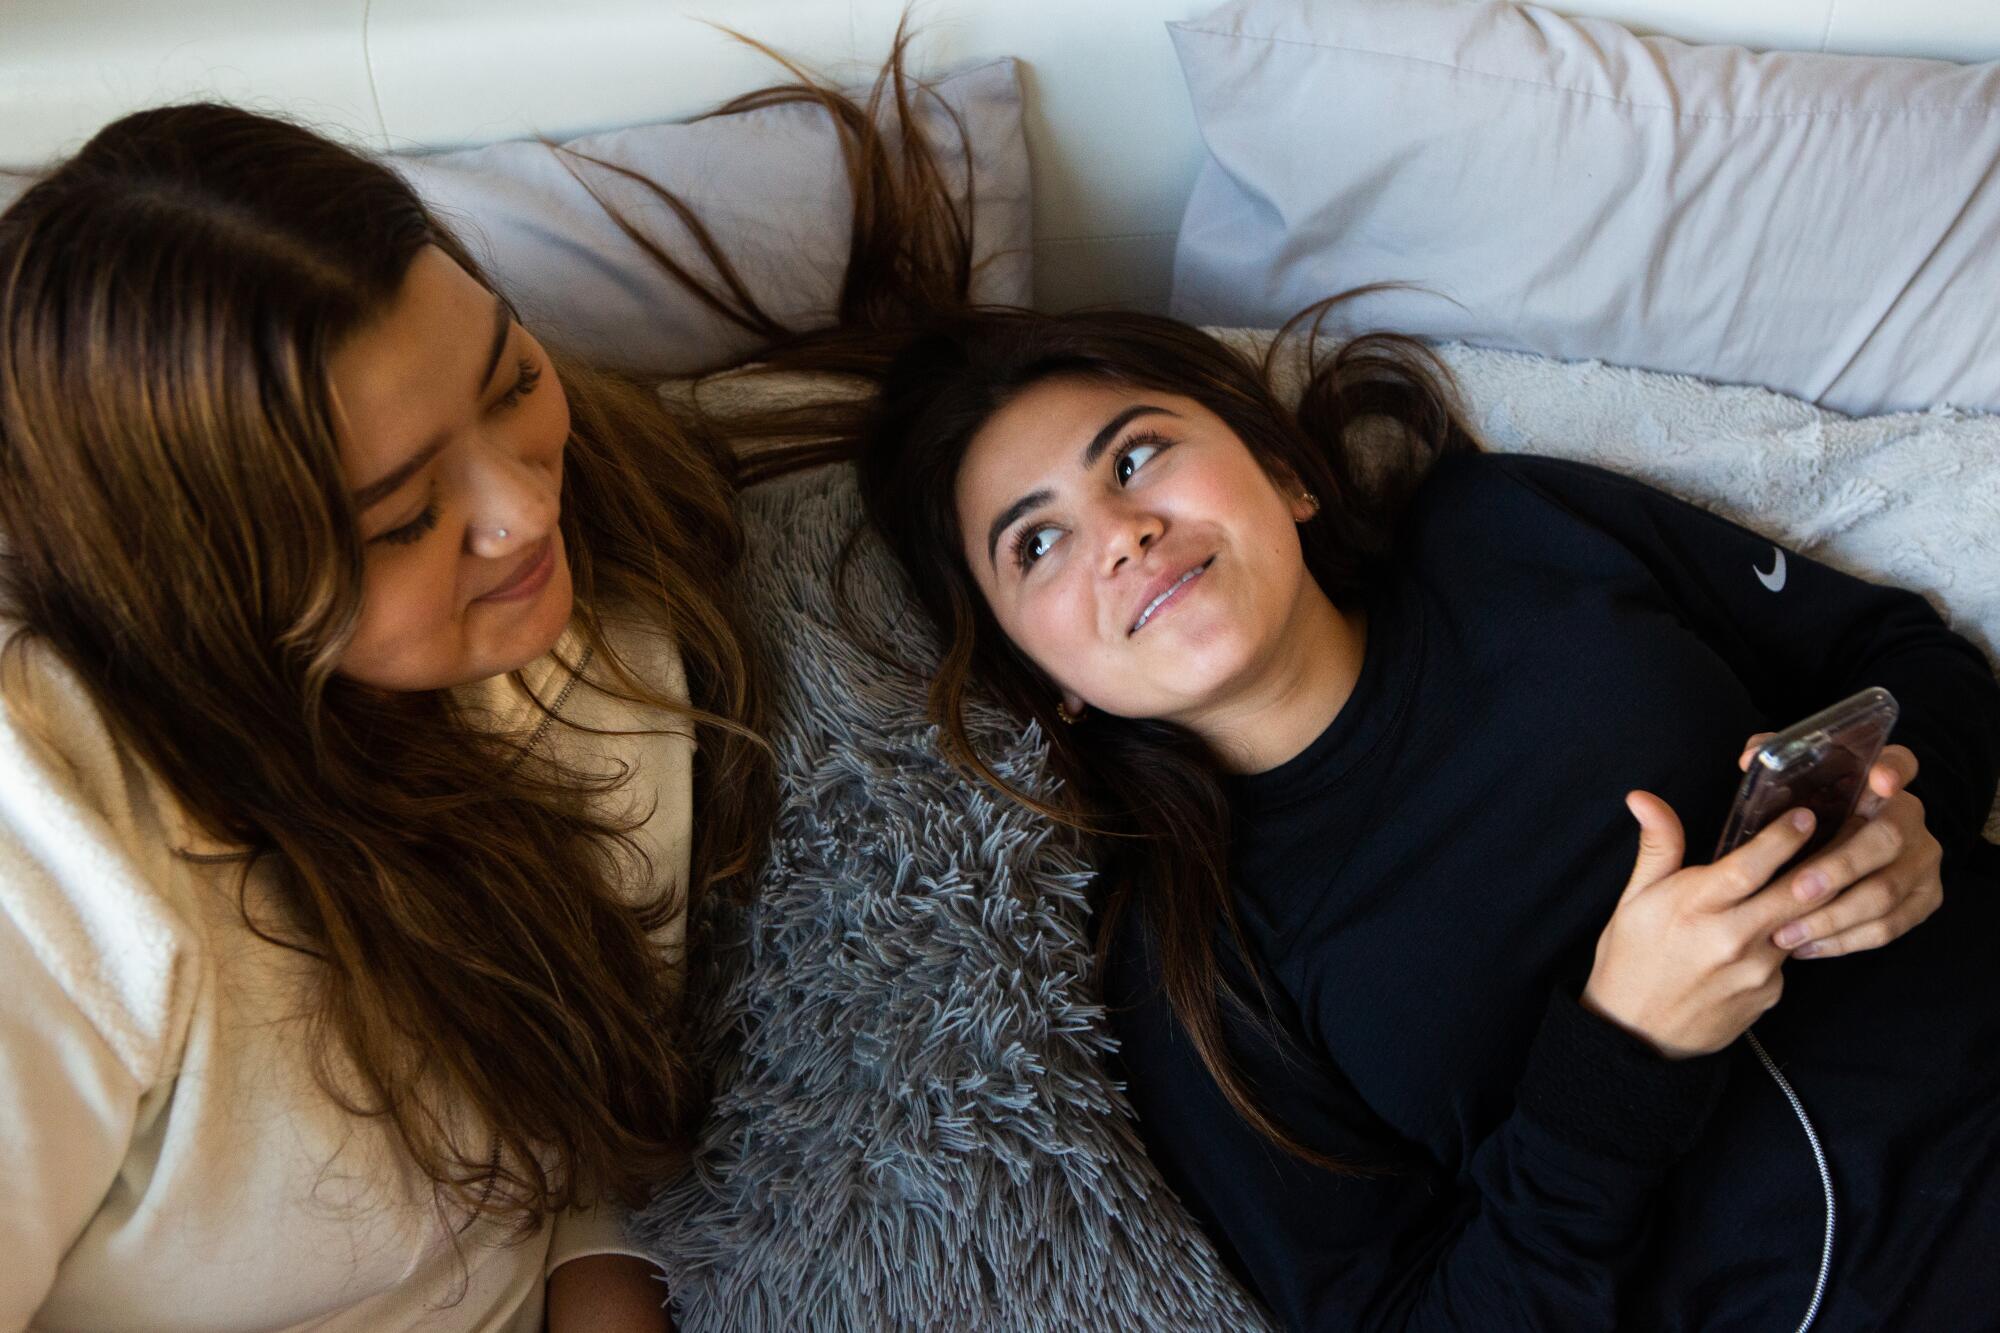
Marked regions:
[852,304,1478,1165]
[0,29,978,1229]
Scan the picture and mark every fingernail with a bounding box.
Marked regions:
[1794,942,1826,959]
[1790,809,1815,832]
[1795,871,1831,903]
[1775,923,1810,948]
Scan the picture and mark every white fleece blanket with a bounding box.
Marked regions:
[1221,333,2000,840]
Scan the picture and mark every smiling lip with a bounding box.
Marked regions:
[477,535,555,603]
[1129,557,1214,635]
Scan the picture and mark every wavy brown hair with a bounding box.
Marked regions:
[852,304,1479,1166]
[0,32,978,1230]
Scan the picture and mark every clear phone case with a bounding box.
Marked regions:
[1714,687,1900,864]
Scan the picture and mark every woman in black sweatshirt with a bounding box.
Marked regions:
[854,306,2000,1331]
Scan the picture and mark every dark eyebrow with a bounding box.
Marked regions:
[350,296,514,513]
[986,487,1053,571]
[352,440,445,514]
[984,404,1182,571]
[1081,404,1177,469]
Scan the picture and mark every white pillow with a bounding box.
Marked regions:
[1171,0,2000,417]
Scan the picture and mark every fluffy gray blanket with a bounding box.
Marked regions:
[634,465,1271,1330]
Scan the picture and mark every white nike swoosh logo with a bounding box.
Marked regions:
[1755,547,1787,593]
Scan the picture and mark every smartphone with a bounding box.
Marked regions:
[1714,687,1901,867]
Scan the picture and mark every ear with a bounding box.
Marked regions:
[1062,690,1087,717]
[1264,461,1319,522]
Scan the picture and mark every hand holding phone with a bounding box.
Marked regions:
[1718,688,1944,959]
[1584,797,1823,1058]
[1585,687,1936,1057]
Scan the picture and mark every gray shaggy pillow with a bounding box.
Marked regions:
[633,464,1272,1331]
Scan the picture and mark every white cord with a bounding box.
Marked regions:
[1745,1029,1834,1333]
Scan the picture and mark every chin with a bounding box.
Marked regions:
[1139,630,1257,707]
[455,552,577,684]
[336,565,579,692]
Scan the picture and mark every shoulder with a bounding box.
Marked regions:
[0,627,204,1086]
[593,611,690,708]
[1398,450,1686,567]
[1412,450,1649,519]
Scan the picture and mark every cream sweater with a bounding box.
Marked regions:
[0,621,694,1331]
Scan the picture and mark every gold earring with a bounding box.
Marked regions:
[1301,491,1321,513]
[1056,700,1083,725]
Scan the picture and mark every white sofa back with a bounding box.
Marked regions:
[7,0,2000,313]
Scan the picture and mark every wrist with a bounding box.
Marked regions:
[1516,990,1731,1167]
[1578,980,1698,1061]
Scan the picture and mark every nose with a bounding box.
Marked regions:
[1099,506,1163,576]
[462,444,559,560]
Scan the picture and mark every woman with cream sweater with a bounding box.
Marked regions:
[0,100,753,1331]
[0,53,968,1328]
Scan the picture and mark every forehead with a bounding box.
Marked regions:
[327,246,494,478]
[956,376,1153,514]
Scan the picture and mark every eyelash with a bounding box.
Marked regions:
[1008,429,1175,571]
[496,356,542,409]
[377,502,439,547]
[1114,429,1172,483]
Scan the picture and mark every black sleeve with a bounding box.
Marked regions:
[1105,922,1729,1332]
[1494,454,2000,862]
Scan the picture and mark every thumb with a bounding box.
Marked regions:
[1622,790,1686,901]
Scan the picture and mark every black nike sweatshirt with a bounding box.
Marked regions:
[1103,452,2000,1332]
